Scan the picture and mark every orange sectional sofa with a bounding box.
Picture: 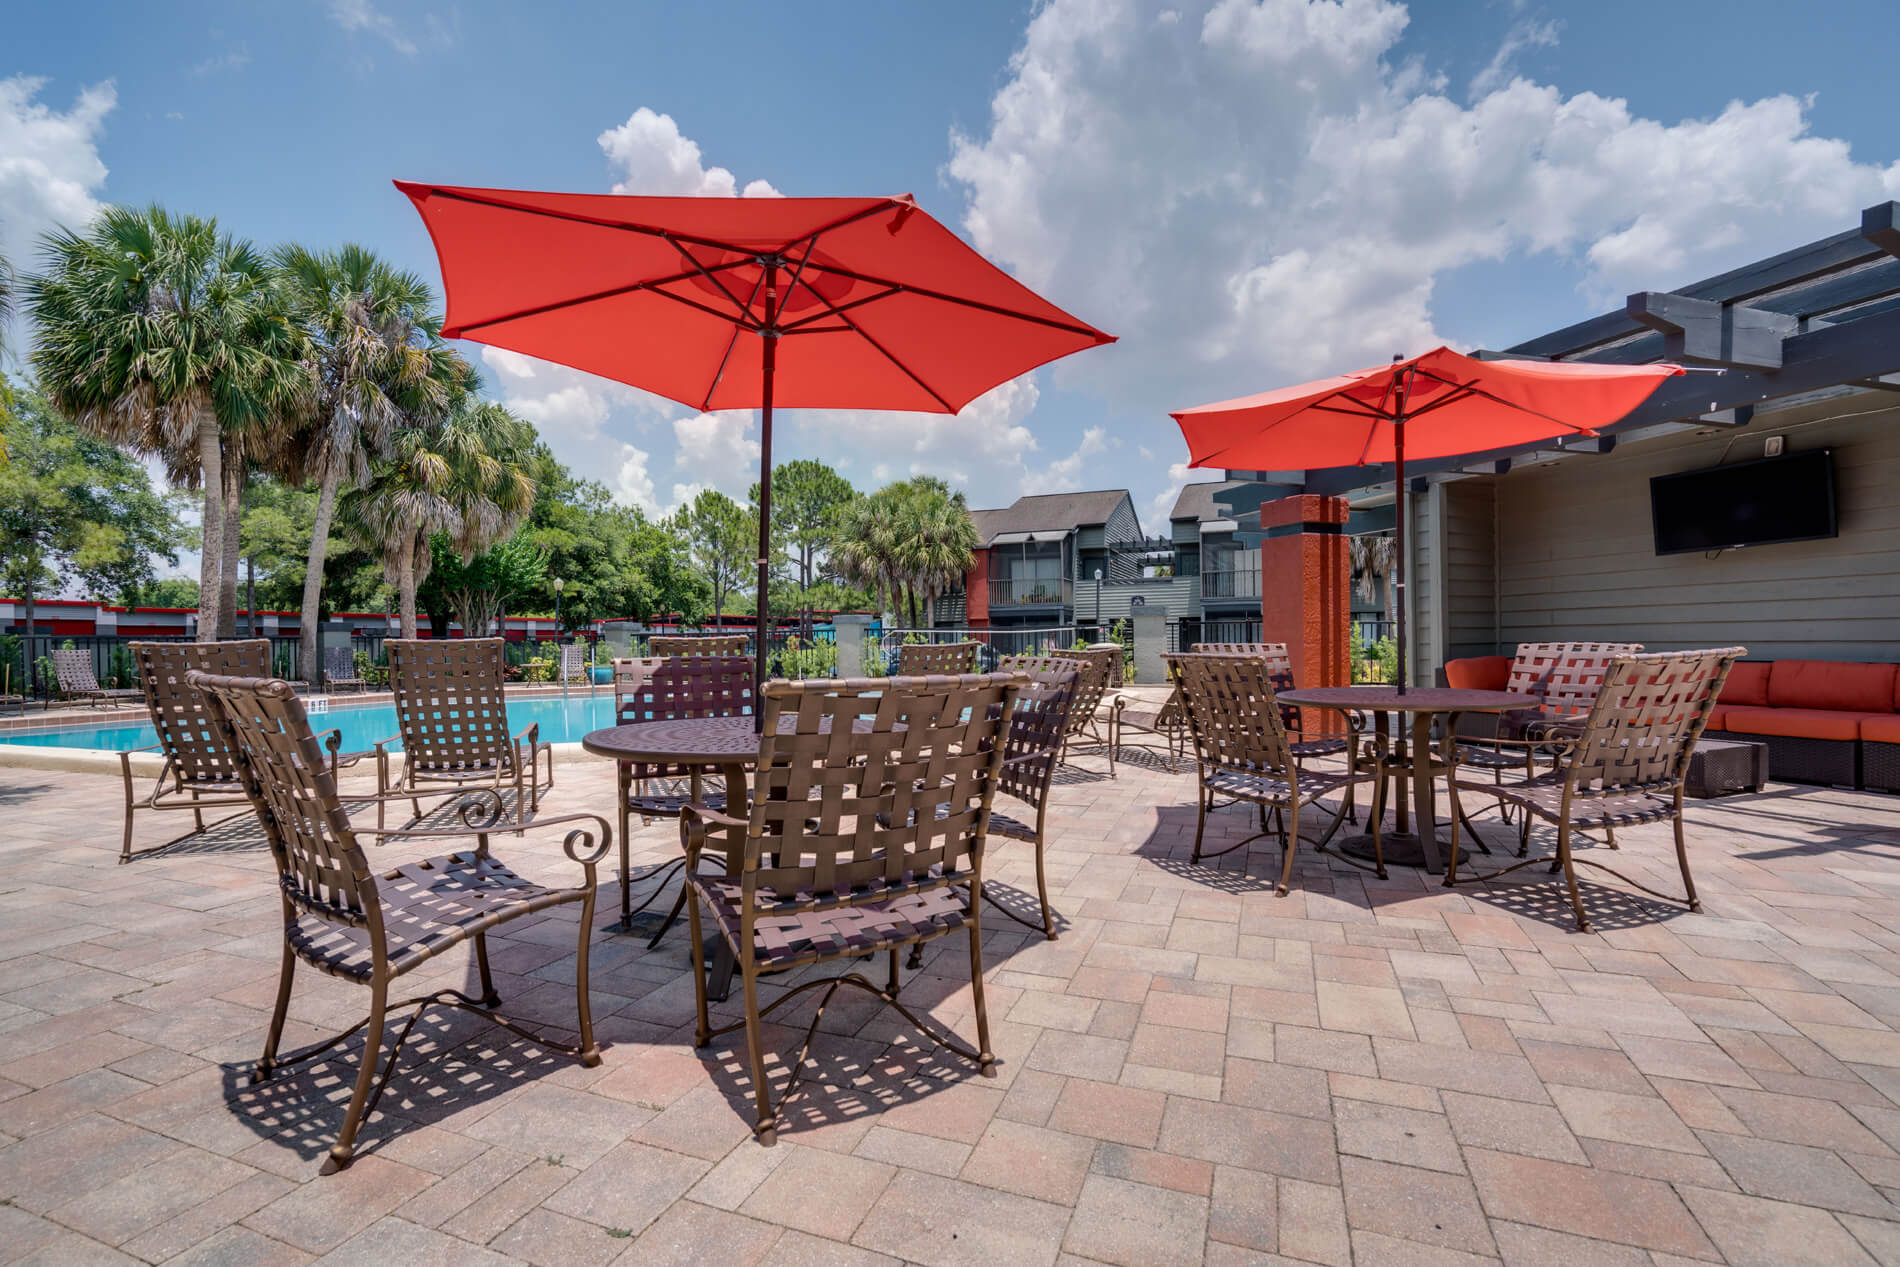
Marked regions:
[1442,654,1900,791]
[1706,659,1900,790]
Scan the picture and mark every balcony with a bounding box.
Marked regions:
[1199,566,1260,600]
[988,577,1073,608]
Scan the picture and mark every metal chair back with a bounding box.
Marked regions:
[51,647,104,695]
[997,667,1078,815]
[1507,641,1645,716]
[896,640,981,676]
[1564,648,1743,797]
[1170,652,1298,779]
[132,640,275,787]
[385,638,516,773]
[650,634,747,657]
[999,646,1118,739]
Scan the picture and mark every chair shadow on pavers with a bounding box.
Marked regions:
[0,780,53,807]
[1461,874,1710,933]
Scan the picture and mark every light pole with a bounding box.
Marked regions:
[1093,567,1103,641]
[553,578,565,641]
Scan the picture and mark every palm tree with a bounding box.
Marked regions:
[275,244,444,683]
[0,244,13,462]
[1349,533,1397,629]
[832,476,977,627]
[341,395,536,637]
[30,206,311,641]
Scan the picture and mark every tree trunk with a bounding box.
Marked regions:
[22,577,36,697]
[218,457,243,639]
[246,554,257,638]
[299,463,342,683]
[195,414,224,642]
[397,536,418,639]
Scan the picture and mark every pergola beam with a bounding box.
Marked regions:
[1626,292,1796,369]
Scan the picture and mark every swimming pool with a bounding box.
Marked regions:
[0,690,629,753]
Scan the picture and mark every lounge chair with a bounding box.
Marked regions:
[322,644,368,694]
[51,647,144,709]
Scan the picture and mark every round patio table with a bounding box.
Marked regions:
[1278,686,1523,874]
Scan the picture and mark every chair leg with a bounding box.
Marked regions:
[1191,782,1208,863]
[1673,803,1701,912]
[1369,768,1389,880]
[887,948,901,996]
[648,879,691,952]
[688,887,712,1048]
[742,960,777,1145]
[617,770,632,928]
[1034,837,1056,940]
[1605,824,1618,850]
[573,883,601,1067]
[328,977,388,1172]
[1276,802,1299,897]
[253,942,296,1083]
[1443,769,1464,888]
[1556,822,1590,934]
[473,933,501,1007]
[966,903,997,1078]
[119,762,138,864]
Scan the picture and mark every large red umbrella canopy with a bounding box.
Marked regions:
[397,183,1114,413]
[1172,346,1681,470]
[1170,346,1682,693]
[398,181,1114,713]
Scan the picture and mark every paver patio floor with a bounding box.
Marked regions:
[4,743,1900,1265]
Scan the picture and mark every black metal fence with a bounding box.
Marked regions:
[1,631,386,701]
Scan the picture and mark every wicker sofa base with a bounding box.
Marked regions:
[1867,741,1900,794]
[1705,730,1857,788]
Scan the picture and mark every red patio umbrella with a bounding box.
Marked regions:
[1171,347,1682,692]
[397,182,1115,699]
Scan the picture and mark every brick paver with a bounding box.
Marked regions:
[4,736,1900,1263]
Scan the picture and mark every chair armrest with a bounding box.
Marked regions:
[356,803,610,871]
[680,802,748,869]
[515,721,540,749]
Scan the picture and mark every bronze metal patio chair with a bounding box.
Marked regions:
[1454,640,1645,851]
[375,638,553,830]
[1171,652,1375,894]
[556,643,588,684]
[895,639,981,676]
[608,654,754,938]
[682,672,1020,1145]
[322,644,368,694]
[52,647,144,708]
[188,669,608,1173]
[649,634,748,657]
[1444,647,1743,933]
[1003,645,1121,775]
[119,640,361,864]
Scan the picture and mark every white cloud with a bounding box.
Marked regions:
[329,0,416,54]
[948,0,1900,425]
[599,108,781,198]
[672,411,762,499]
[0,76,112,291]
[1145,461,1196,528]
[1039,425,1110,493]
[1468,17,1558,100]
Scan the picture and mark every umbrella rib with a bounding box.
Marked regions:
[1404,369,1597,433]
[777,284,903,332]
[771,199,911,254]
[419,186,785,260]
[800,287,956,411]
[700,268,769,413]
[797,260,1107,340]
[447,259,758,335]
[662,233,760,325]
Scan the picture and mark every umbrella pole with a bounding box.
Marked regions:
[755,310,777,731]
[1391,356,1409,697]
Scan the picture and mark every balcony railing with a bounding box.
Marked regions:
[1200,566,1261,600]
[988,577,1073,607]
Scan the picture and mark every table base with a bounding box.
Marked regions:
[1337,832,1446,875]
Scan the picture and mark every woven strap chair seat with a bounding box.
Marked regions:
[628,787,731,817]
[692,872,969,968]
[287,851,578,982]
[1288,736,1349,759]
[1206,765,1361,805]
[409,739,535,775]
[986,809,1037,842]
[1457,744,1530,770]
[1487,772,1676,830]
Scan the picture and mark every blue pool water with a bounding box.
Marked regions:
[0,690,627,753]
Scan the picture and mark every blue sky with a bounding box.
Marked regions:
[7,0,1899,539]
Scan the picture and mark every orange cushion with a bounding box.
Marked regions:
[1445,656,1511,691]
[1718,707,1869,743]
[1862,715,1900,744]
[1719,661,1771,708]
[1767,660,1899,714]
[1706,706,1731,732]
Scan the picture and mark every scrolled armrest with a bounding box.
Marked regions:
[515,721,540,748]
[680,802,747,867]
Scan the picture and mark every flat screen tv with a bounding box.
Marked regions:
[1650,448,1836,556]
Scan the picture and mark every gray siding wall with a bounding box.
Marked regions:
[1491,396,1900,661]
[1443,479,1499,660]
[1406,485,1440,685]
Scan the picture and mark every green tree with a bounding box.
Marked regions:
[30,205,312,641]
[679,488,752,616]
[275,243,449,683]
[522,450,703,628]
[832,476,978,627]
[0,389,181,690]
[747,459,856,591]
[123,577,201,609]
[425,531,546,638]
[340,395,535,637]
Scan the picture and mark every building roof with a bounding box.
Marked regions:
[1169,480,1245,522]
[966,490,1133,545]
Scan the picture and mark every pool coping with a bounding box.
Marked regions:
[0,740,610,778]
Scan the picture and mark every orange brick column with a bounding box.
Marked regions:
[1258,494,1350,693]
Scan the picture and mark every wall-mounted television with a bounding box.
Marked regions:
[1650,448,1836,556]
